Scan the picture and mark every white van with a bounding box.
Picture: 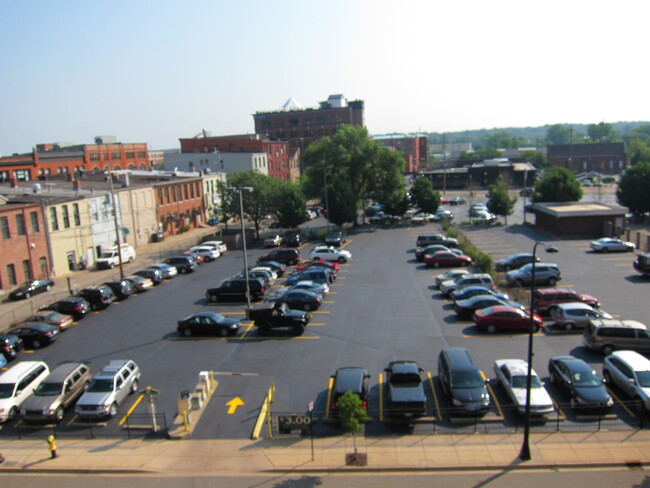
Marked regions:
[0,360,50,422]
[96,244,136,269]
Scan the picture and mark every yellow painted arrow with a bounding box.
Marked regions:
[226,397,245,414]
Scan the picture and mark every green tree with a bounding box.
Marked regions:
[532,167,583,203]
[520,150,547,169]
[486,178,517,224]
[227,171,275,240]
[270,181,307,228]
[587,122,617,143]
[367,149,406,210]
[482,131,523,149]
[336,390,369,457]
[617,161,650,215]
[628,139,650,166]
[410,176,440,214]
[545,124,572,145]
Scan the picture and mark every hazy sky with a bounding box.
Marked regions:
[1,0,648,155]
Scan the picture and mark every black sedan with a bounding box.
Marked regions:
[495,253,539,272]
[177,312,241,337]
[548,355,613,413]
[266,289,323,311]
[40,297,90,321]
[9,279,55,300]
[9,323,59,348]
[135,268,164,285]
[454,295,522,320]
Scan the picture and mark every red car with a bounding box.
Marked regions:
[294,258,340,273]
[473,305,543,333]
[183,250,205,264]
[424,251,472,268]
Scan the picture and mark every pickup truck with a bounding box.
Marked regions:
[633,253,650,276]
[248,302,310,335]
[95,244,136,269]
[384,360,427,420]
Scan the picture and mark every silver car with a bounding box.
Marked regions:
[75,360,140,418]
[551,302,612,330]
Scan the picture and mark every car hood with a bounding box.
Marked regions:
[22,394,60,412]
[219,318,241,328]
[574,385,611,404]
[511,386,552,407]
[77,391,112,407]
[452,386,489,404]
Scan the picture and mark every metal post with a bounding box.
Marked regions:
[107,168,125,280]
[230,187,254,310]
[323,168,330,234]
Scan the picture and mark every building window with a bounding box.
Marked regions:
[22,260,32,281]
[111,152,120,160]
[73,203,81,226]
[30,211,39,233]
[50,207,59,231]
[190,182,195,199]
[0,216,10,239]
[16,214,26,236]
[90,153,100,162]
[126,152,134,160]
[6,263,16,286]
[157,188,163,204]
[183,184,188,200]
[62,205,70,228]
[39,257,47,277]
[165,187,170,203]
[137,151,146,158]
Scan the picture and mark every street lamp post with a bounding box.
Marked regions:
[230,186,254,310]
[519,241,559,461]
[320,166,332,234]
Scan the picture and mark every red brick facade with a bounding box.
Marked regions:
[153,178,205,237]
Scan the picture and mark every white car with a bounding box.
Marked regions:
[202,241,228,254]
[493,359,554,416]
[249,266,278,284]
[434,269,470,288]
[189,246,220,262]
[309,246,351,263]
[589,237,635,253]
[264,235,284,248]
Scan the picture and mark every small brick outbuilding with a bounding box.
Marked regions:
[531,201,628,238]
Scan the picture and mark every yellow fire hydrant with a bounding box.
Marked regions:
[47,435,57,458]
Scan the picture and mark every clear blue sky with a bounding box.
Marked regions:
[1,0,648,155]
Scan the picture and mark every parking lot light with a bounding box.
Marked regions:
[519,241,558,461]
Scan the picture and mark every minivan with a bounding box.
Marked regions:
[0,360,50,422]
[21,362,92,422]
[583,319,650,355]
[603,350,650,413]
[438,348,490,415]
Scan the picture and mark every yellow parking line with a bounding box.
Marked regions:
[607,386,636,417]
[235,336,319,340]
[427,372,442,421]
[325,376,334,418]
[119,391,145,426]
[67,415,79,426]
[602,256,634,261]
[552,398,567,419]
[312,311,331,314]
[486,382,504,419]
[379,373,384,422]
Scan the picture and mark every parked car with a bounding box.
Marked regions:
[177,311,241,337]
[75,359,141,418]
[550,302,612,330]
[325,231,347,247]
[21,311,74,331]
[434,269,470,288]
[8,279,55,300]
[451,286,511,305]
[77,285,116,310]
[330,367,370,416]
[125,275,154,292]
[473,305,543,333]
[384,360,427,419]
[533,288,600,315]
[284,234,304,248]
[432,209,454,222]
[415,244,452,262]
[440,273,495,298]
[40,297,90,321]
[582,319,650,355]
[416,233,458,248]
[183,250,205,264]
[603,350,650,414]
[257,248,301,266]
[146,263,178,279]
[255,260,286,277]
[263,235,284,248]
[249,266,278,283]
[135,268,164,286]
[0,334,24,361]
[20,362,93,422]
[189,245,220,261]
[206,278,267,303]
[163,255,198,274]
[469,203,488,216]
[9,323,59,348]
[201,240,228,254]
[285,268,335,285]
[548,355,613,413]
[424,250,472,268]
[266,289,323,311]
[309,246,351,263]
[590,237,635,253]
[494,359,554,416]
[454,295,524,320]
[505,263,561,287]
[438,348,490,416]
[0,361,50,422]
[103,279,136,300]
[232,270,274,287]
[471,211,496,224]
[294,259,340,274]
[633,253,650,276]
[495,253,539,272]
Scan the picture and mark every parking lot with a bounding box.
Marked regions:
[1,204,649,439]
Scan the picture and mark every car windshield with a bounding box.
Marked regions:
[510,375,542,389]
[34,382,64,396]
[86,378,114,392]
[450,371,485,388]
[637,371,650,388]
[390,373,421,387]
[571,371,602,387]
[0,383,16,398]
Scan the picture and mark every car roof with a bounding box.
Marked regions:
[388,360,420,374]
[552,356,592,372]
[610,350,650,370]
[44,362,88,381]
[479,304,521,315]
[333,367,367,392]
[556,302,593,310]
[495,359,536,377]
[536,288,575,295]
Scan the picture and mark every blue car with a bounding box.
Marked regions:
[285,268,335,285]
[451,285,510,304]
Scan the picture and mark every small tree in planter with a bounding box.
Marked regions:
[336,390,369,465]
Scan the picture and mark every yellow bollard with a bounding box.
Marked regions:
[183,410,189,432]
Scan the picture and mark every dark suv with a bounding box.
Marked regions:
[257,248,301,266]
[103,280,135,300]
[330,367,370,415]
[325,231,347,247]
[495,253,539,272]
[77,286,116,311]
[533,288,600,315]
[163,256,198,274]
[41,297,90,320]
[0,334,24,360]
[206,278,267,303]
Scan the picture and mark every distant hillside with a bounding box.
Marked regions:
[424,121,650,146]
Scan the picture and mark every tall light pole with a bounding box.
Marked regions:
[230,186,253,310]
[519,241,559,461]
[320,166,332,234]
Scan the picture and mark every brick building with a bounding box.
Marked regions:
[373,133,429,174]
[547,143,628,174]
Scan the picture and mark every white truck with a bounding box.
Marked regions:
[95,244,136,269]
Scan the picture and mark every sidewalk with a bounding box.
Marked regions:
[0,430,649,474]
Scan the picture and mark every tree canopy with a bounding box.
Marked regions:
[617,161,650,215]
[587,122,617,143]
[545,124,572,145]
[486,178,517,224]
[226,171,276,239]
[410,176,440,214]
[270,181,307,228]
[532,167,583,203]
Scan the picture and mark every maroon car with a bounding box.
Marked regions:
[473,305,543,333]
[424,251,472,268]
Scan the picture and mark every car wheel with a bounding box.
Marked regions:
[209,295,219,303]
[515,279,524,287]
[24,292,31,299]
[564,322,575,331]
[259,322,272,335]
[533,324,541,332]
[109,402,118,417]
[602,247,609,253]
[182,328,192,337]
[54,406,64,422]
[130,379,139,394]
[180,268,187,274]
[486,324,497,333]
[303,304,312,312]
[433,262,440,268]
[603,370,612,384]
[32,339,41,348]
[219,328,228,337]
[8,406,18,419]
[547,277,557,286]
[109,263,115,268]
[503,265,511,271]
[45,284,52,291]
[602,344,615,356]
[292,324,305,335]
[91,303,99,311]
